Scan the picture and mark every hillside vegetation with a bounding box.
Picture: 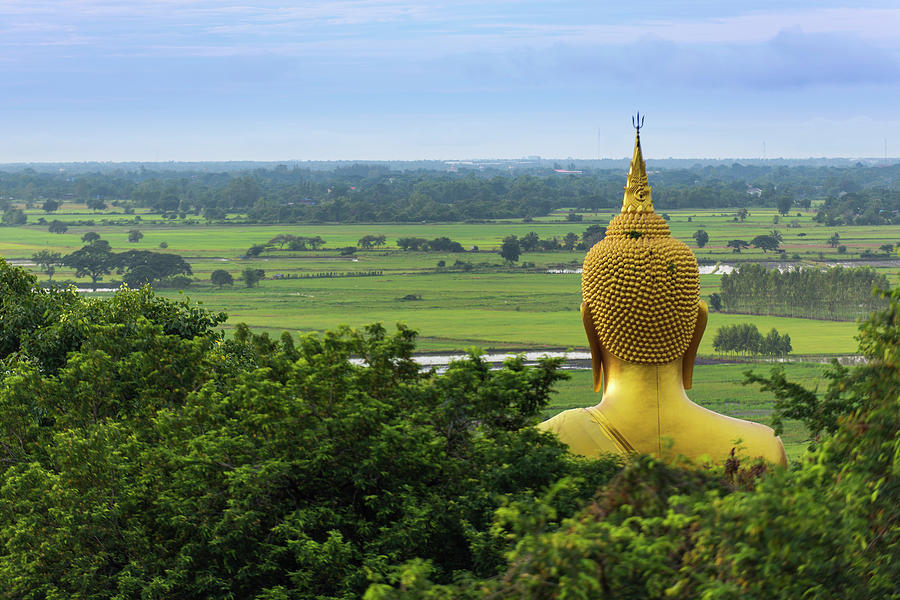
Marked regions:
[0,258,897,598]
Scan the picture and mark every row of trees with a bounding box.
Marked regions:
[396,236,466,252]
[726,230,784,253]
[32,238,191,287]
[719,263,889,320]
[8,158,899,223]
[501,225,608,264]
[712,323,792,357]
[246,235,326,257]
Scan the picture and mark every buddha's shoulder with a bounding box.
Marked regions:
[538,408,593,433]
[696,410,787,466]
[537,408,621,458]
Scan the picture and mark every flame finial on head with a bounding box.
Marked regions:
[622,113,652,213]
[581,116,700,364]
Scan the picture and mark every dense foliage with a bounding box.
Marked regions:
[1,255,898,599]
[719,263,888,320]
[712,323,792,357]
[815,188,900,226]
[0,259,618,599]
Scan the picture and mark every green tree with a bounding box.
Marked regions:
[563,232,579,251]
[828,232,841,248]
[708,292,722,312]
[128,229,144,243]
[86,197,107,211]
[750,234,780,253]
[727,239,749,253]
[115,250,192,287]
[245,244,266,258]
[82,231,101,244]
[48,220,68,234]
[357,234,386,249]
[42,199,61,213]
[211,269,234,288]
[62,240,114,286]
[501,235,520,264]
[520,231,540,252]
[692,229,709,248]
[581,225,606,249]
[2,208,26,225]
[397,237,428,251]
[776,192,793,216]
[242,267,265,287]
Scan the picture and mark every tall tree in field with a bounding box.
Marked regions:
[727,239,749,253]
[751,234,780,253]
[501,235,520,264]
[128,229,144,243]
[776,192,793,216]
[692,229,709,248]
[211,269,234,288]
[48,220,68,234]
[62,240,114,286]
[520,231,540,252]
[242,267,264,287]
[86,197,107,211]
[115,250,192,286]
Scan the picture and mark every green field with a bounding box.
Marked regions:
[1,206,880,465]
[2,205,896,354]
[546,362,828,463]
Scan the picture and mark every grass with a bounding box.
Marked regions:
[546,362,828,463]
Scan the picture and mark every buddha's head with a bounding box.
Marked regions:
[581,120,706,391]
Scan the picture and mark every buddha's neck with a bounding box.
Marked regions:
[598,357,691,417]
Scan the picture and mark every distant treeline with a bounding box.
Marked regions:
[719,264,888,320]
[3,160,900,223]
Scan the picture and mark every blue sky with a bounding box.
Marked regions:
[1,1,899,162]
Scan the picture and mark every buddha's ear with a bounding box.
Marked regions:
[682,300,708,390]
[582,302,608,394]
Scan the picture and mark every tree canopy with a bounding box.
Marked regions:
[0,259,616,598]
[0,257,898,598]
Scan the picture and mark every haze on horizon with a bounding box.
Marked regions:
[1,1,899,163]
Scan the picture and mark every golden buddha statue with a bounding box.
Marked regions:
[539,116,786,466]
